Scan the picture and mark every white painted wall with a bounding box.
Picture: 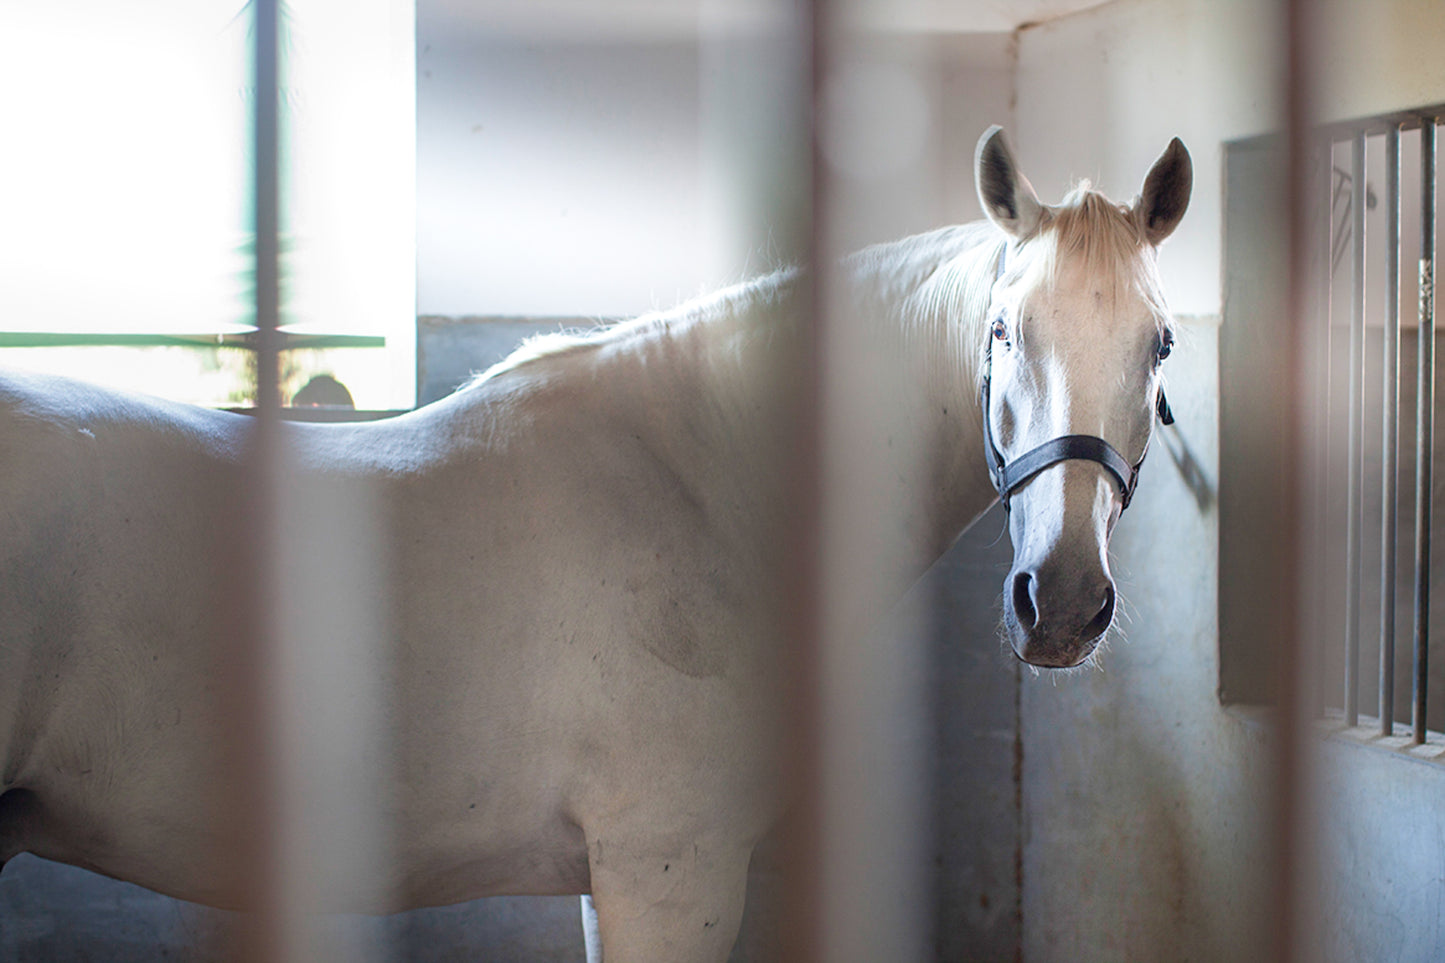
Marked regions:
[414,20,1016,318]
[1015,0,1283,319]
[1013,2,1445,960]
[415,34,714,317]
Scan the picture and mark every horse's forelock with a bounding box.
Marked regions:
[1031,186,1173,334]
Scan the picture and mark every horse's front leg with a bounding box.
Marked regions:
[584,832,751,963]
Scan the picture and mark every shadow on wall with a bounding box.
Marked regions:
[1159,426,1215,514]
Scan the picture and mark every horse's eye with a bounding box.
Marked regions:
[1157,335,1174,361]
[991,318,1009,343]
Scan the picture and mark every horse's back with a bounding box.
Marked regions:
[0,370,251,899]
[0,362,785,910]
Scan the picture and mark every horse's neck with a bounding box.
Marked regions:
[673,231,1005,590]
[556,282,803,548]
[838,228,1004,561]
[504,230,1004,599]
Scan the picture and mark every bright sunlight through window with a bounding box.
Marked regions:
[0,0,415,409]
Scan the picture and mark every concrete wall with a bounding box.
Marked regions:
[1013,2,1445,961]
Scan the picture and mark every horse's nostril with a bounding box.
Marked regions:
[1085,584,1116,640]
[1011,571,1037,631]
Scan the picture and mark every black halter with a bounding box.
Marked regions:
[979,247,1174,513]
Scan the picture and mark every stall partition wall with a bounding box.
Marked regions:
[1012,2,1445,961]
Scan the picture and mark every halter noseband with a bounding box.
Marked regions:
[980,246,1174,513]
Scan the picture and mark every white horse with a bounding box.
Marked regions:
[0,127,1189,961]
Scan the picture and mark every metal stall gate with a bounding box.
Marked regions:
[1321,114,1440,741]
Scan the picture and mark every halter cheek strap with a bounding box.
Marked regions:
[981,245,1173,513]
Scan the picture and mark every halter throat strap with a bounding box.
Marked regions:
[980,243,1167,513]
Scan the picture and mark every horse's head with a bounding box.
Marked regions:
[974,127,1191,668]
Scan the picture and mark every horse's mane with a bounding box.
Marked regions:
[1034,183,1173,332]
[463,267,798,388]
[461,187,1168,395]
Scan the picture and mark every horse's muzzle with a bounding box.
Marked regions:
[1003,567,1115,667]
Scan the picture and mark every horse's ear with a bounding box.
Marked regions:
[975,126,1045,240]
[1135,137,1192,246]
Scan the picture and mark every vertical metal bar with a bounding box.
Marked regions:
[235,0,283,957]
[1313,140,1337,721]
[255,2,282,411]
[1381,125,1401,736]
[1344,130,1367,727]
[1415,117,1437,744]
[1273,0,1315,957]
[782,0,824,958]
[804,11,931,963]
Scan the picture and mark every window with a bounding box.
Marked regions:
[0,0,415,409]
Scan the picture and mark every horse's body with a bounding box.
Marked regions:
[0,129,1189,961]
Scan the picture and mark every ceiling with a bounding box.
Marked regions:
[423,0,1117,41]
